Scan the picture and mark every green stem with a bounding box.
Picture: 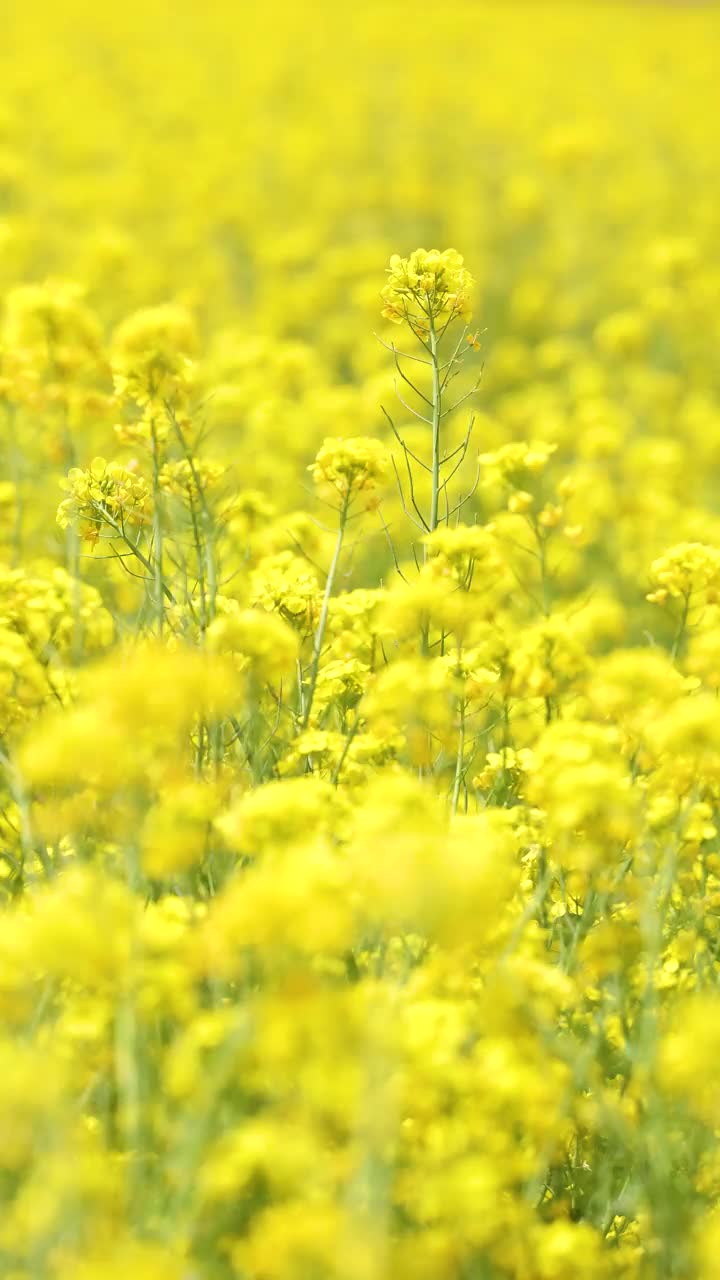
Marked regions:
[188,494,208,639]
[451,697,466,816]
[150,421,165,635]
[331,713,361,787]
[166,404,218,622]
[429,314,442,535]
[302,491,350,731]
[670,591,690,662]
[101,510,176,604]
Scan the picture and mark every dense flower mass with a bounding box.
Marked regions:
[380,248,475,329]
[1,2,720,1277]
[308,436,389,504]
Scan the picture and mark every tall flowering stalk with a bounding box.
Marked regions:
[301,436,388,732]
[379,248,481,546]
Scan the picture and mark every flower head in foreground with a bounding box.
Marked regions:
[309,436,389,508]
[56,456,151,543]
[380,247,474,330]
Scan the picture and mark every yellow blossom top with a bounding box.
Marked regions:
[380,248,474,330]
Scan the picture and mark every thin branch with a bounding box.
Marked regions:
[439,326,470,392]
[391,455,428,533]
[381,406,431,472]
[441,415,475,466]
[331,715,362,786]
[441,379,481,419]
[299,481,349,514]
[436,311,463,344]
[286,533,329,579]
[400,445,431,531]
[373,333,432,366]
[78,550,136,560]
[393,380,433,426]
[376,507,408,583]
[446,456,481,519]
[442,441,475,490]
[392,348,433,407]
[109,543,152,584]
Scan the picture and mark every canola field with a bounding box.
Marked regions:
[2,2,720,1277]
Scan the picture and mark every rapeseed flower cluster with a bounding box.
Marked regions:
[2,2,720,1277]
[380,248,475,331]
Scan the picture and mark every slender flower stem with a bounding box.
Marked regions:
[187,494,208,638]
[166,403,218,622]
[535,525,551,618]
[165,404,223,767]
[451,697,466,816]
[429,313,442,537]
[670,590,691,662]
[150,421,165,635]
[301,490,350,731]
[100,510,177,604]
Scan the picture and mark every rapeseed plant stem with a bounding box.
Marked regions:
[166,400,218,622]
[670,591,691,662]
[103,511,177,604]
[150,420,165,635]
[302,489,350,731]
[429,313,442,537]
[451,695,467,816]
